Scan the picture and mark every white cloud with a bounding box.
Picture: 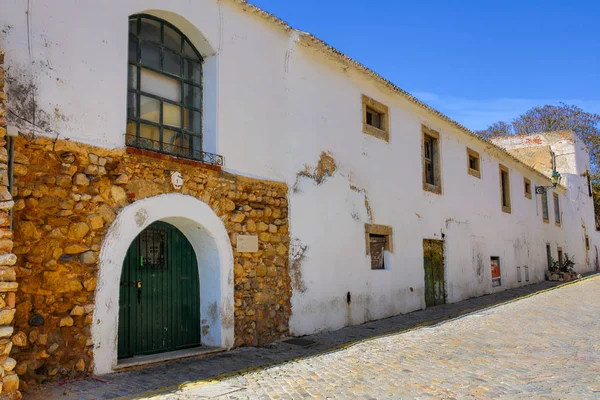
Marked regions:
[410,91,600,131]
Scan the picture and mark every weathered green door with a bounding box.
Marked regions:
[423,239,446,307]
[118,221,200,359]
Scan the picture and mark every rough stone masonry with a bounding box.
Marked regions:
[0,50,22,399]
[9,134,292,390]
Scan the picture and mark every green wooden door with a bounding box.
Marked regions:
[118,221,200,359]
[423,239,446,307]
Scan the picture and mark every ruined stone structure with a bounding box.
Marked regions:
[0,1,598,394]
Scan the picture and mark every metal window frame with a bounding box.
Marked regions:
[126,14,222,165]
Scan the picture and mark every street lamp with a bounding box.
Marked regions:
[535,170,561,194]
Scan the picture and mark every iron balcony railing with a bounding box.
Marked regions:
[125,134,224,167]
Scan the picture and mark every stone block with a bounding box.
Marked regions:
[64,244,89,254]
[0,327,12,339]
[230,213,246,223]
[59,316,74,327]
[0,268,15,282]
[0,255,16,267]
[0,283,17,292]
[68,222,90,241]
[70,306,84,316]
[10,332,26,347]
[0,309,15,325]
[72,173,89,186]
[80,251,97,265]
[2,358,15,372]
[110,185,128,206]
[1,373,18,394]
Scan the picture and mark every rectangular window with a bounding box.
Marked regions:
[546,243,552,270]
[517,266,522,283]
[499,165,511,213]
[365,224,393,270]
[524,178,532,199]
[362,95,389,142]
[491,256,501,287]
[586,235,590,250]
[524,265,530,282]
[542,191,549,223]
[553,193,561,226]
[587,170,593,197]
[422,125,441,194]
[558,247,564,268]
[467,148,480,178]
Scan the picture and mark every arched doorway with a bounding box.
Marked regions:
[118,221,200,359]
[92,193,234,375]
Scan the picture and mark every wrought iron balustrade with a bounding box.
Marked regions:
[125,134,224,166]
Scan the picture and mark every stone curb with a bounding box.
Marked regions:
[117,273,600,399]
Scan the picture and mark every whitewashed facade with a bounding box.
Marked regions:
[1,0,597,342]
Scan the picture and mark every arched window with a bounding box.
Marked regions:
[126,15,205,161]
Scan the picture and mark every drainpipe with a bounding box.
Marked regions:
[6,126,17,230]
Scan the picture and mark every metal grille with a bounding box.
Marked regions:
[126,134,223,166]
[139,228,167,269]
[424,136,435,185]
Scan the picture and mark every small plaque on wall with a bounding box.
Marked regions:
[237,235,259,253]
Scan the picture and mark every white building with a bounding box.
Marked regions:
[0,0,597,386]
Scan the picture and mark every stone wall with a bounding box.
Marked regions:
[10,136,291,388]
[0,51,22,399]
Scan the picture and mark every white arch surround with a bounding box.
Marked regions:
[92,194,235,375]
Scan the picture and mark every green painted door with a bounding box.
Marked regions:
[118,221,200,359]
[423,239,445,307]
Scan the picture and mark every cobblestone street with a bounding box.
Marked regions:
[28,276,600,399]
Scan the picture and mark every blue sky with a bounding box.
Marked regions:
[250,0,600,131]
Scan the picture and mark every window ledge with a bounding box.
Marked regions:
[501,206,512,214]
[468,168,481,179]
[423,182,442,195]
[362,123,389,142]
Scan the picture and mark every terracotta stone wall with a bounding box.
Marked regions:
[0,51,22,399]
[10,136,291,387]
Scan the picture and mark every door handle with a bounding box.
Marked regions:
[137,281,142,304]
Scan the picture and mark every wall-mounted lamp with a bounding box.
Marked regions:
[535,170,561,194]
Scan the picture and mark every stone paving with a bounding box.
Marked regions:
[27,275,600,399]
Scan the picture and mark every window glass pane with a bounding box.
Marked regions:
[163,50,181,76]
[164,25,181,51]
[139,96,160,123]
[184,109,201,133]
[128,34,138,63]
[191,135,202,153]
[184,84,201,108]
[126,120,137,136]
[140,123,160,142]
[128,65,137,89]
[141,41,160,70]
[140,68,181,102]
[163,103,181,127]
[129,18,138,36]
[184,59,202,82]
[140,18,161,43]
[183,41,200,60]
[127,93,137,118]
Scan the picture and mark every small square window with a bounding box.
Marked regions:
[362,95,389,142]
[466,148,480,178]
[524,178,532,199]
[365,224,393,270]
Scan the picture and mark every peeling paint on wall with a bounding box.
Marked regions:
[292,151,337,193]
[349,184,373,222]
